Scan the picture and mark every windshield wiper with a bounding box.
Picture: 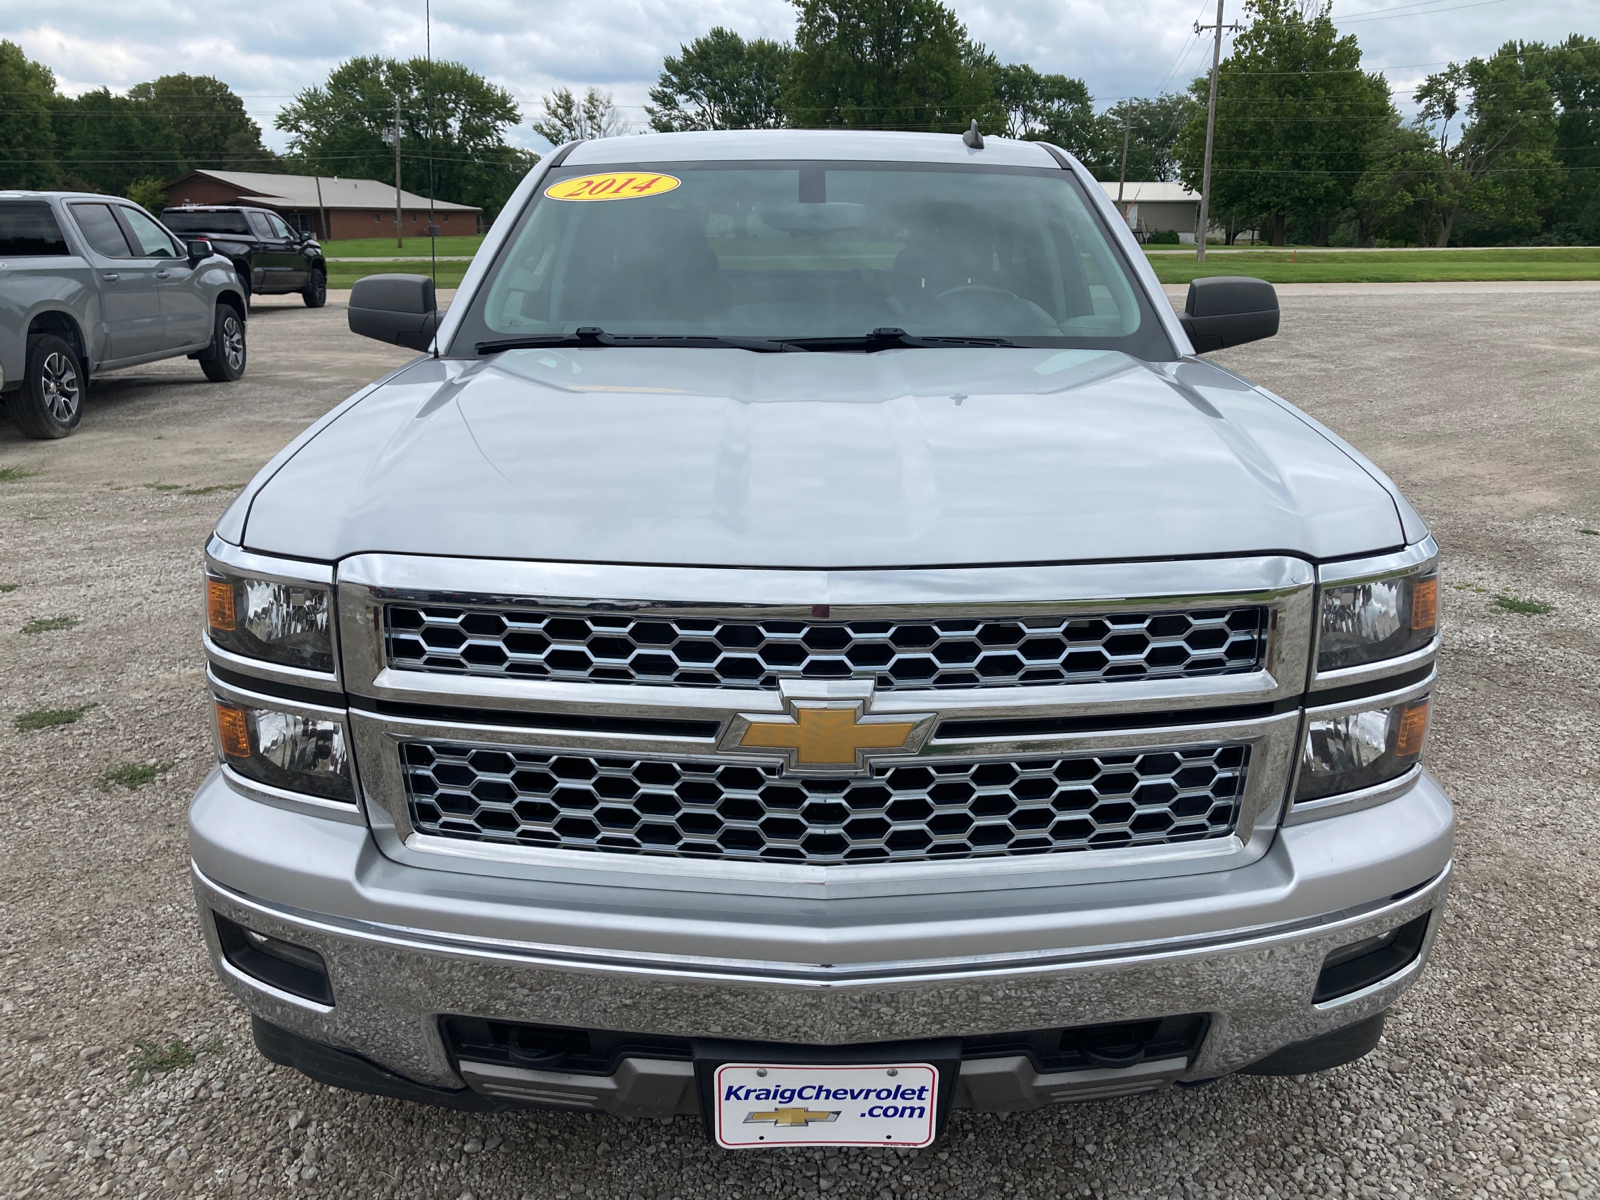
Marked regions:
[775,328,1017,352]
[476,328,793,355]
[475,327,1016,356]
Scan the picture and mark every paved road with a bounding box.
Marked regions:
[1,289,1597,1200]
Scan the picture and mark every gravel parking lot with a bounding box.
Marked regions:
[1,287,1597,1200]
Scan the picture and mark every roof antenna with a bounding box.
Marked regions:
[962,119,984,150]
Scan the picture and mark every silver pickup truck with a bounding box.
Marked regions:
[190,130,1451,1149]
[0,192,247,439]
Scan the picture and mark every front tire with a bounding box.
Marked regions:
[200,305,246,383]
[11,333,86,439]
[302,268,327,308]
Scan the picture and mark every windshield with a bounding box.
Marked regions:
[452,160,1173,358]
[162,210,251,235]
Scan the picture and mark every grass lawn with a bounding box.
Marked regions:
[326,260,471,290]
[323,233,484,259]
[1145,247,1600,284]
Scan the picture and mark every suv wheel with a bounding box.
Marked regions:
[11,333,86,439]
[303,268,327,308]
[200,305,247,382]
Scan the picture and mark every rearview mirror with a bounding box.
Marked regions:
[187,238,214,264]
[1179,276,1279,353]
[349,274,437,352]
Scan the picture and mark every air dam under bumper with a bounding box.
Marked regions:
[189,769,1453,1116]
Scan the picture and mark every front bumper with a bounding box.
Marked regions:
[189,766,1453,1115]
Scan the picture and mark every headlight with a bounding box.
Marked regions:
[207,569,334,673]
[215,699,354,802]
[1295,695,1429,803]
[1316,566,1436,672]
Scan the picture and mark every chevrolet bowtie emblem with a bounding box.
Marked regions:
[727,699,934,775]
[744,1107,839,1127]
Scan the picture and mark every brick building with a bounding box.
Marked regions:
[161,169,481,240]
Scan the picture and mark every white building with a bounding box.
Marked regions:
[1096,181,1250,245]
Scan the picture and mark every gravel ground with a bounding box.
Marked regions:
[0,288,1597,1200]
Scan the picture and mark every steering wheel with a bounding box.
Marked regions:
[933,283,1022,303]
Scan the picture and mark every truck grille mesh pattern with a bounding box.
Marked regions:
[385,605,1266,691]
[402,741,1248,864]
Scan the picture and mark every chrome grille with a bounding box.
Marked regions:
[402,741,1248,864]
[385,605,1267,690]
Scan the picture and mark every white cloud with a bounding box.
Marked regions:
[4,0,1594,153]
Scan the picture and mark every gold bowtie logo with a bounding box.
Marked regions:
[744,1107,839,1127]
[736,705,917,767]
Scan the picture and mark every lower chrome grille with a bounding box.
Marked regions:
[402,741,1248,864]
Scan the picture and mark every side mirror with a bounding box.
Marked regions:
[187,238,214,264]
[349,274,437,352]
[1180,276,1279,353]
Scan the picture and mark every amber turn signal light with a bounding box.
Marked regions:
[208,578,236,632]
[1410,577,1438,631]
[1395,700,1429,758]
[215,702,250,758]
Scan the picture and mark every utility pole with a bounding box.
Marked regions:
[393,95,403,251]
[1194,0,1239,263]
[1117,103,1131,207]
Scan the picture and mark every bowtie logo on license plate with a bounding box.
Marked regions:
[745,1107,839,1127]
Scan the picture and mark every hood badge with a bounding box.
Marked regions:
[721,682,934,776]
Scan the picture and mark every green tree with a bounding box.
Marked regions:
[648,28,792,131]
[0,41,60,190]
[127,74,277,172]
[53,87,183,196]
[1416,44,1561,244]
[1175,0,1392,244]
[530,87,629,143]
[1352,123,1451,245]
[782,0,1002,133]
[1519,35,1600,234]
[276,57,536,219]
[991,63,1110,165]
[1099,93,1202,184]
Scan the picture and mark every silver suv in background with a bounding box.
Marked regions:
[0,193,247,439]
[191,130,1451,1150]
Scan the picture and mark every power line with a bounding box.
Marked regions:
[1339,0,1514,22]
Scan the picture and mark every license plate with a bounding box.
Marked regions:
[712,1062,939,1149]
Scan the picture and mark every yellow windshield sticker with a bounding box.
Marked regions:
[545,172,682,202]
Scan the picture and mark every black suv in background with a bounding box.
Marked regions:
[161,206,327,308]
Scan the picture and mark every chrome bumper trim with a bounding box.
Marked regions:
[449,1052,1186,1118]
[457,1058,698,1117]
[192,857,1450,1092]
[953,1054,1187,1110]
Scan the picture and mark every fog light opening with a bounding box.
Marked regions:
[1314,913,1430,1003]
[214,913,333,1005]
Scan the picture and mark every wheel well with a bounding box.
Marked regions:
[27,310,87,366]
[232,260,251,291]
[309,257,326,274]
[217,291,247,323]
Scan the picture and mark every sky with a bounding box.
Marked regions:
[3,0,1594,155]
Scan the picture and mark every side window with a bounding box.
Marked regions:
[121,208,181,258]
[70,203,135,258]
[0,203,69,255]
[266,213,295,240]
[246,213,275,239]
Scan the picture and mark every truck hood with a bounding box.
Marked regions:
[241,347,1404,567]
